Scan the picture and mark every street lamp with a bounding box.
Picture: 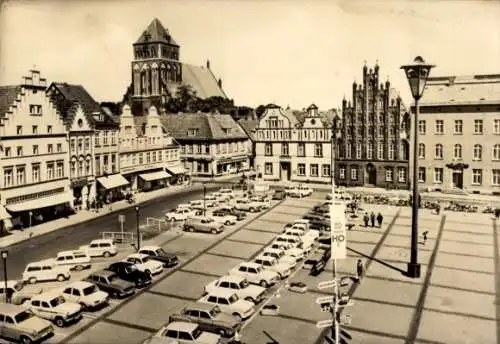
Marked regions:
[203,183,207,217]
[135,206,140,251]
[1,250,8,303]
[401,56,435,279]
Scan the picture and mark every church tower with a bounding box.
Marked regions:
[131,18,182,113]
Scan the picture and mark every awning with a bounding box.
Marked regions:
[139,170,171,181]
[166,165,186,175]
[6,192,72,213]
[97,174,129,190]
[0,207,11,221]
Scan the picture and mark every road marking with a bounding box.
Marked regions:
[82,313,98,320]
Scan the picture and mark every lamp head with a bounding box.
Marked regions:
[135,206,140,212]
[400,56,435,100]
[1,251,8,259]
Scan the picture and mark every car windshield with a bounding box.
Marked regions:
[228,294,239,303]
[239,280,249,288]
[155,248,167,256]
[192,328,202,339]
[83,285,98,295]
[13,282,23,292]
[140,256,150,263]
[108,275,118,282]
[125,266,137,273]
[14,311,34,323]
[49,296,66,307]
[210,306,221,317]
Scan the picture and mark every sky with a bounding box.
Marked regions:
[1,0,499,110]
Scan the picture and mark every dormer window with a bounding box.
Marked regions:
[223,128,232,135]
[187,128,199,137]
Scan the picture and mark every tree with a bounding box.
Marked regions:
[255,105,266,118]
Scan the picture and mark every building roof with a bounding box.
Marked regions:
[0,86,21,118]
[181,63,227,99]
[134,18,178,46]
[237,119,259,140]
[160,113,248,141]
[421,74,500,106]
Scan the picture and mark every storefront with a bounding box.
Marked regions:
[216,156,250,175]
[138,170,171,191]
[96,174,129,204]
[0,207,12,235]
[166,164,188,184]
[71,178,95,210]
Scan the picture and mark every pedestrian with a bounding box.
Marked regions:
[436,202,441,215]
[363,212,369,227]
[494,208,500,220]
[356,259,364,282]
[422,231,428,245]
[370,212,375,227]
[376,212,383,227]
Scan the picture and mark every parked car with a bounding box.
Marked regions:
[60,281,109,311]
[203,196,219,208]
[183,217,224,234]
[303,214,330,231]
[198,289,255,321]
[283,247,306,262]
[143,321,222,344]
[274,235,301,248]
[165,208,198,222]
[189,200,205,210]
[204,275,266,304]
[138,246,179,268]
[105,261,152,288]
[211,192,230,203]
[261,248,297,268]
[214,206,246,221]
[303,252,325,270]
[249,196,271,209]
[312,204,330,214]
[231,198,261,212]
[272,189,286,200]
[79,239,117,258]
[288,282,308,294]
[169,303,241,338]
[209,211,237,226]
[229,262,279,288]
[284,185,313,198]
[0,280,42,305]
[54,250,91,271]
[0,302,54,344]
[219,188,235,199]
[125,253,164,276]
[22,259,71,284]
[253,255,292,279]
[27,291,82,327]
[83,270,135,299]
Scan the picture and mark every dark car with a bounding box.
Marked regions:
[312,204,329,214]
[303,214,330,231]
[272,189,286,200]
[83,270,135,299]
[138,246,179,267]
[105,261,152,288]
[215,206,246,221]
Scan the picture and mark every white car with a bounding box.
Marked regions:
[60,281,109,311]
[79,239,117,258]
[284,185,313,198]
[269,241,295,252]
[253,255,292,279]
[249,196,271,209]
[203,195,219,208]
[285,228,319,243]
[285,247,306,262]
[54,250,91,271]
[209,212,237,226]
[125,253,163,275]
[204,275,266,304]
[212,192,230,203]
[229,262,279,288]
[198,289,255,321]
[231,198,261,213]
[165,208,197,221]
[274,235,301,249]
[219,188,235,199]
[23,260,71,284]
[28,291,82,327]
[143,321,221,344]
[262,248,297,268]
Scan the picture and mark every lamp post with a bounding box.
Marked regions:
[203,183,207,217]
[401,56,435,279]
[135,206,140,251]
[1,251,8,303]
[29,211,32,229]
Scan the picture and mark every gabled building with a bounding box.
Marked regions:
[0,70,72,231]
[254,104,336,183]
[160,113,251,177]
[237,115,259,169]
[337,63,410,189]
[46,83,122,208]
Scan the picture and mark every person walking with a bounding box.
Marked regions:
[494,208,500,220]
[370,212,376,227]
[422,231,429,245]
[363,212,369,227]
[376,212,383,227]
[436,202,441,215]
[356,259,364,282]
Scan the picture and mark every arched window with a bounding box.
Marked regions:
[70,158,76,177]
[418,143,425,159]
[453,144,462,159]
[78,157,84,177]
[473,144,482,160]
[435,144,443,159]
[493,144,500,160]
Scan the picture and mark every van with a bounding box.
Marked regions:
[54,250,91,271]
[28,291,82,327]
[0,302,54,343]
[22,260,71,284]
[79,239,117,258]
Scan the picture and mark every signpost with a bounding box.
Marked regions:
[316,320,334,329]
[330,202,347,260]
[315,296,335,305]
[118,215,125,236]
[318,280,337,290]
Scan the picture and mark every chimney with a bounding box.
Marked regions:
[218,78,222,88]
[206,60,210,69]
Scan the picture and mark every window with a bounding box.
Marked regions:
[350,167,358,180]
[472,169,482,185]
[494,119,500,134]
[355,143,361,159]
[418,167,426,183]
[47,125,52,134]
[32,145,38,155]
[474,119,483,134]
[32,125,38,135]
[398,167,406,183]
[367,143,373,159]
[454,120,463,134]
[267,116,279,128]
[95,135,100,146]
[339,166,346,179]
[56,161,64,178]
[3,168,13,187]
[16,146,23,156]
[4,147,11,157]
[103,131,108,145]
[265,143,273,156]
[264,163,273,175]
[346,143,352,159]
[434,168,443,183]
[322,164,331,177]
[16,166,25,185]
[310,164,318,177]
[297,163,306,176]
[71,160,76,177]
[388,143,395,160]
[78,160,84,176]
[314,143,323,157]
[434,144,443,159]
[47,144,53,154]
[84,138,90,151]
[57,143,62,153]
[85,158,91,175]
[418,143,425,159]
[435,120,444,134]
[454,144,462,159]
[297,143,305,157]
[473,144,482,160]
[418,120,426,135]
[78,139,83,151]
[492,169,500,186]
[187,128,199,137]
[32,164,40,183]
[111,155,116,173]
[29,104,42,115]
[47,162,54,180]
[281,143,289,156]
[385,167,393,182]
[16,126,22,135]
[70,139,75,152]
[377,144,384,160]
[494,144,500,160]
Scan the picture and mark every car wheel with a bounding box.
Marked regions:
[57,274,66,282]
[244,297,255,303]
[111,291,119,299]
[225,220,231,226]
[259,280,269,288]
[218,328,227,337]
[145,269,151,276]
[187,226,195,232]
[54,316,65,328]
[28,277,37,284]
[75,265,84,271]
[170,217,176,222]
[232,313,243,322]
[19,335,32,344]
[211,229,218,234]
[249,207,255,212]
[103,251,111,258]
[79,302,87,311]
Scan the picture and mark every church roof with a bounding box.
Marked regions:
[135,18,179,46]
[182,63,227,99]
[0,86,21,118]
[237,118,259,140]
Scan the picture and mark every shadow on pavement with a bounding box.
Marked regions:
[347,246,407,275]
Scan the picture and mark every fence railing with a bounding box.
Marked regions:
[101,231,144,244]
[146,217,177,232]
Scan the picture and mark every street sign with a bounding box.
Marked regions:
[318,280,337,290]
[340,314,352,325]
[316,319,333,329]
[315,296,335,305]
[338,300,355,308]
[330,203,347,260]
[118,215,125,223]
